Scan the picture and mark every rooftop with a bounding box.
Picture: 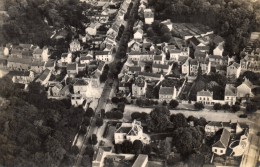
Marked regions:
[197,90,213,97]
[159,87,174,95]
[212,128,231,148]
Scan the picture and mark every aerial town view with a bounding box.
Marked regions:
[0,0,259,167]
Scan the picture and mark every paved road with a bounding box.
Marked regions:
[240,112,260,167]
[73,0,139,166]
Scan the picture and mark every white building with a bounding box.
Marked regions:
[237,78,256,98]
[227,62,241,79]
[70,39,81,52]
[212,128,231,156]
[114,120,150,144]
[224,84,237,105]
[95,51,112,62]
[144,9,154,25]
[196,90,214,105]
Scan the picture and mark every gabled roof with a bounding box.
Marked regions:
[213,35,224,45]
[67,63,77,71]
[38,69,51,81]
[152,63,169,70]
[132,154,148,167]
[139,72,161,79]
[159,87,174,95]
[197,90,213,97]
[45,60,55,67]
[189,36,200,46]
[212,128,230,148]
[225,84,236,96]
[74,79,88,86]
[153,55,162,61]
[97,61,106,71]
[229,62,240,69]
[8,71,30,77]
[33,48,43,55]
[129,66,141,73]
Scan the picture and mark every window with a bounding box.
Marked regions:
[227,97,229,100]
[220,150,223,153]
[214,149,217,152]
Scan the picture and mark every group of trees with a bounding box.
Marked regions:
[136,98,159,107]
[148,0,258,54]
[1,0,90,46]
[99,64,110,83]
[105,109,123,119]
[115,140,147,155]
[145,20,172,43]
[0,77,84,166]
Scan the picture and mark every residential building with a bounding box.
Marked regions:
[197,90,213,105]
[212,128,231,156]
[73,79,88,96]
[67,63,78,78]
[213,35,225,56]
[114,120,150,144]
[92,147,113,167]
[152,63,172,75]
[45,60,56,71]
[37,69,52,86]
[9,71,34,84]
[144,9,154,24]
[60,52,72,65]
[95,51,112,62]
[138,72,163,81]
[208,55,228,67]
[224,84,237,105]
[85,23,98,36]
[132,77,147,97]
[33,47,50,61]
[134,28,143,42]
[159,86,177,102]
[71,94,84,107]
[237,78,257,98]
[7,57,32,71]
[189,36,205,49]
[30,61,45,74]
[80,53,93,64]
[97,61,106,74]
[227,62,241,79]
[161,19,172,31]
[70,39,81,52]
[153,55,164,64]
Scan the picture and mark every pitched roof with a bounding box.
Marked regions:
[74,79,88,86]
[138,72,161,79]
[213,35,224,44]
[134,77,146,87]
[33,48,43,55]
[45,60,55,67]
[129,66,141,73]
[95,51,110,55]
[0,58,7,65]
[97,61,106,71]
[8,57,32,65]
[229,62,240,69]
[67,63,77,71]
[197,90,213,97]
[8,71,30,77]
[159,87,174,95]
[225,84,236,96]
[38,69,51,81]
[132,154,148,167]
[189,36,200,46]
[212,128,231,148]
[153,55,162,61]
[152,63,169,70]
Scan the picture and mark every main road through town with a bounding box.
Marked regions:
[73,0,139,166]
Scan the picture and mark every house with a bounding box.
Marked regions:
[213,35,225,56]
[243,54,260,72]
[152,63,172,75]
[212,128,231,156]
[144,9,154,24]
[237,78,257,98]
[181,57,190,74]
[60,52,72,65]
[197,90,214,105]
[70,39,81,52]
[134,28,143,42]
[30,61,45,73]
[67,63,78,78]
[92,147,113,167]
[33,47,50,61]
[9,71,34,84]
[7,57,32,71]
[153,55,164,64]
[189,59,199,76]
[80,53,93,64]
[85,23,98,36]
[208,55,228,67]
[189,36,205,49]
[37,69,52,86]
[138,72,163,81]
[128,51,154,62]
[159,86,177,102]
[73,79,88,96]
[45,60,56,71]
[205,121,235,135]
[128,66,141,75]
[227,62,241,79]
[132,77,147,97]
[48,83,63,98]
[161,19,172,31]
[132,154,148,167]
[71,94,84,107]
[95,51,112,62]
[224,84,237,105]
[97,61,106,73]
[114,120,150,144]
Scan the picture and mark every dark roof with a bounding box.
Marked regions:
[152,64,169,70]
[153,55,162,61]
[74,79,88,86]
[97,61,106,71]
[8,71,30,77]
[138,72,161,79]
[95,51,110,55]
[129,66,141,72]
[45,60,55,67]
[189,36,200,46]
[212,128,231,148]
[38,69,50,81]
[134,77,146,87]
[67,63,77,71]
[159,87,174,95]
[213,35,224,44]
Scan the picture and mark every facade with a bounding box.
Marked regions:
[196,90,213,105]
[237,78,256,98]
[224,84,237,105]
[227,62,241,79]
[132,77,147,97]
[37,69,52,86]
[114,120,150,144]
[144,9,154,24]
[73,79,88,96]
[70,39,81,52]
[67,63,78,78]
[159,86,177,102]
[212,128,231,156]
[95,51,112,62]
[9,71,34,84]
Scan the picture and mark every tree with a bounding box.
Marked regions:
[115,144,122,154]
[162,100,167,106]
[246,103,257,114]
[70,145,79,155]
[121,140,133,153]
[85,108,94,117]
[131,112,141,120]
[88,134,98,145]
[231,105,240,112]
[95,117,103,127]
[117,102,125,113]
[146,106,172,132]
[222,103,230,111]
[170,113,188,129]
[169,100,179,109]
[194,102,204,110]
[132,140,143,154]
[142,144,152,155]
[84,145,94,158]
[82,117,90,126]
[213,103,222,111]
[111,97,119,104]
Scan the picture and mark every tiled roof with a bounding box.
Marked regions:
[138,72,161,78]
[8,71,30,77]
[152,63,169,70]
[67,63,77,71]
[159,87,174,95]
[189,36,200,46]
[153,55,162,61]
[229,62,240,69]
[74,79,88,86]
[45,60,55,67]
[0,59,7,65]
[38,69,50,81]
[33,48,43,55]
[213,35,224,44]
[132,154,148,167]
[8,57,32,64]
[129,66,141,72]
[197,90,213,97]
[212,128,230,148]
[97,61,106,71]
